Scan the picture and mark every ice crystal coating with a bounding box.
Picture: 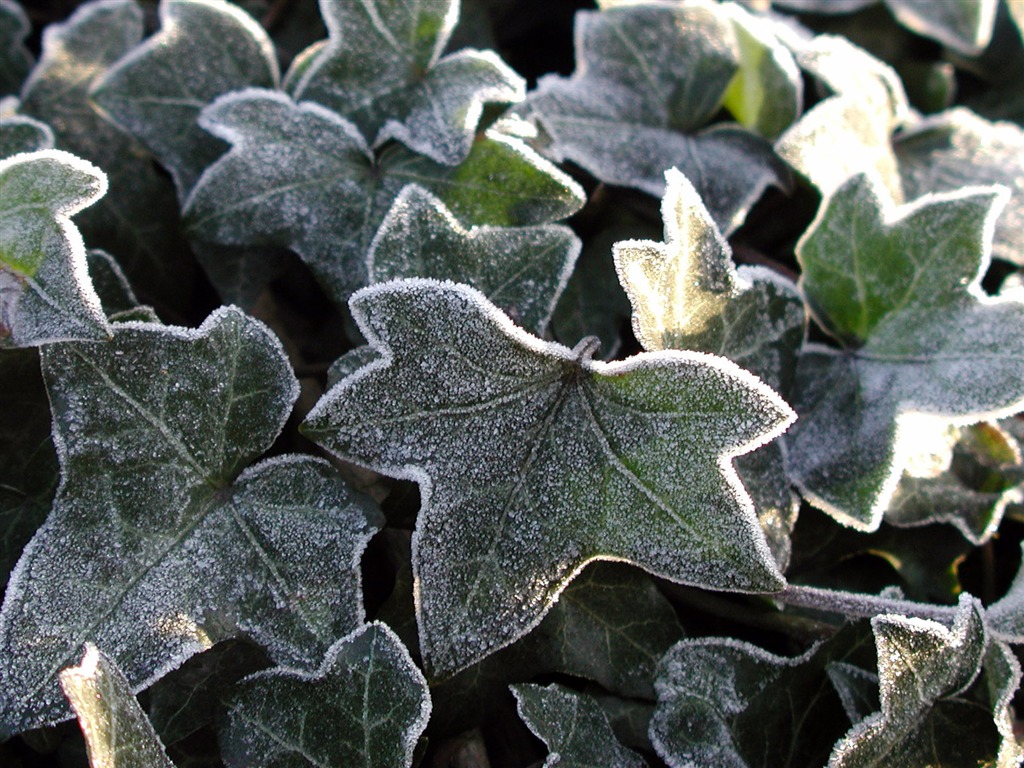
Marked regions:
[0,149,110,347]
[0,114,54,158]
[511,683,645,768]
[0,308,383,736]
[304,278,794,676]
[785,173,1024,530]
[369,184,581,334]
[60,643,174,768]
[290,0,524,165]
[220,622,431,768]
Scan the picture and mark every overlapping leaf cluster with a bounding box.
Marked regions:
[1,0,1022,766]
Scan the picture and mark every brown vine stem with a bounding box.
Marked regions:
[775,585,962,624]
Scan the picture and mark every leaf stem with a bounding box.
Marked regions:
[775,585,961,624]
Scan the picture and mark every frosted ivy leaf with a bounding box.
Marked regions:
[510,683,645,768]
[894,108,1024,267]
[91,0,280,197]
[86,248,145,319]
[987,543,1024,644]
[303,278,794,676]
[884,0,998,56]
[828,595,1001,767]
[785,174,1024,530]
[826,662,879,726]
[185,89,584,306]
[289,0,523,166]
[982,641,1024,768]
[614,168,803,567]
[59,644,174,768]
[18,0,197,313]
[0,149,110,347]
[220,622,430,768]
[368,184,581,335]
[0,114,53,158]
[886,421,1023,544]
[516,0,788,234]
[650,623,876,768]
[0,0,32,96]
[0,308,383,736]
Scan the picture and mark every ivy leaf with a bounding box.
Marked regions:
[368,184,580,334]
[91,0,280,197]
[289,0,523,166]
[982,640,1024,768]
[517,1,788,233]
[0,149,111,347]
[185,88,583,306]
[613,168,804,567]
[17,0,198,315]
[0,0,32,96]
[884,0,998,56]
[303,278,794,676]
[784,174,1024,529]
[59,643,174,768]
[0,114,53,158]
[650,623,876,768]
[0,308,383,736]
[510,683,646,768]
[220,622,431,768]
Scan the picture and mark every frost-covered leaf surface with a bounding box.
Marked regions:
[185,89,583,305]
[518,1,788,233]
[511,683,645,768]
[290,0,523,165]
[369,185,580,334]
[304,278,794,676]
[0,308,383,736]
[0,149,110,347]
[220,622,430,768]
[0,0,32,96]
[0,114,54,158]
[17,0,198,314]
[785,174,1024,529]
[650,623,875,768]
[91,0,280,196]
[59,643,174,768]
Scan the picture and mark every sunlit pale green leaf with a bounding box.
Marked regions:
[517,0,788,233]
[511,683,645,768]
[220,622,431,768]
[304,278,793,676]
[785,174,1024,529]
[0,308,383,737]
[0,114,53,158]
[0,0,32,96]
[185,88,584,306]
[59,643,174,768]
[368,184,580,334]
[0,149,110,347]
[290,0,523,165]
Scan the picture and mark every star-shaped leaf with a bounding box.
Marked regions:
[288,0,523,165]
[0,149,110,347]
[511,683,645,768]
[784,173,1024,529]
[368,184,581,334]
[0,308,383,737]
[0,114,52,159]
[0,0,32,97]
[517,0,789,233]
[303,278,794,676]
[220,622,431,768]
[614,168,804,567]
[59,644,174,768]
[184,88,584,306]
[91,0,280,197]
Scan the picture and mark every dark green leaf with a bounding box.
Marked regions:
[0,114,53,158]
[0,0,32,96]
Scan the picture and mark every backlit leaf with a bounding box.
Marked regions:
[290,0,523,165]
[0,149,110,347]
[220,622,431,768]
[0,308,383,736]
[303,278,793,676]
[785,174,1024,529]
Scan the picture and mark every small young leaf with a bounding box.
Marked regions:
[518,1,788,233]
[59,643,174,768]
[0,149,110,347]
[91,0,280,196]
[304,278,794,676]
[785,174,1024,529]
[511,683,646,768]
[290,0,523,165]
[369,184,580,334]
[0,0,32,96]
[220,622,431,768]
[0,114,53,158]
[0,308,383,736]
